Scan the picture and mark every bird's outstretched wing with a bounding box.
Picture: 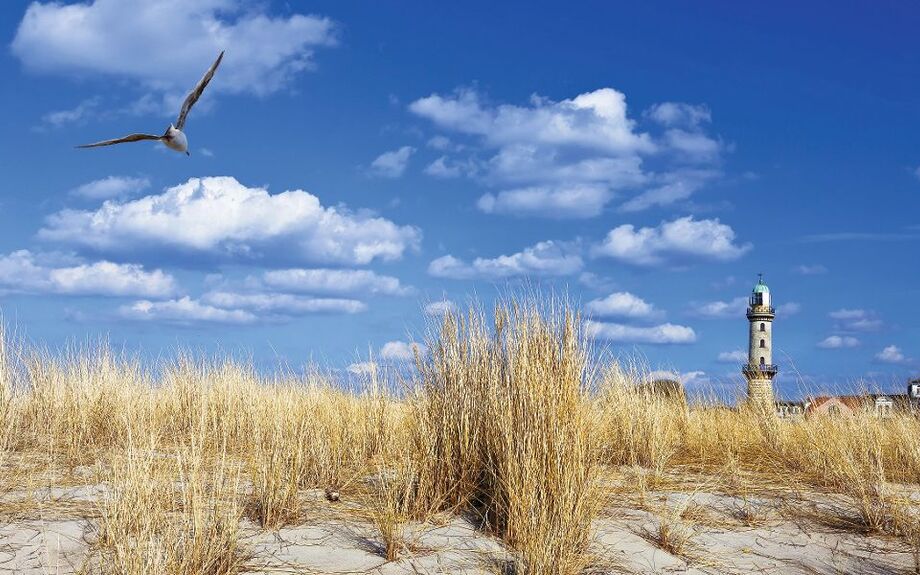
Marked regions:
[75,133,163,148]
[175,50,224,130]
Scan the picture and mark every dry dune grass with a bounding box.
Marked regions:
[0,296,919,573]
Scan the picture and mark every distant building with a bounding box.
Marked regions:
[742,275,778,407]
[775,400,804,419]
[781,386,919,419]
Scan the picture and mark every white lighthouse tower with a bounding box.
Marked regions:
[742,274,777,407]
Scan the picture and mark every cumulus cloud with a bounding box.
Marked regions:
[347,361,378,376]
[428,241,582,280]
[646,102,711,128]
[39,97,99,129]
[875,345,910,364]
[70,175,150,200]
[410,87,723,217]
[617,169,716,213]
[795,264,828,275]
[648,369,709,388]
[817,335,860,349]
[585,321,696,344]
[12,0,336,104]
[777,302,802,315]
[370,146,415,178]
[201,291,366,315]
[424,299,457,316]
[425,157,459,178]
[40,177,421,265]
[585,292,661,319]
[119,296,255,324]
[477,185,611,218]
[379,340,426,361]
[411,88,654,152]
[592,216,750,266]
[262,268,411,296]
[693,296,748,319]
[0,250,175,298]
[717,350,747,363]
[828,308,883,331]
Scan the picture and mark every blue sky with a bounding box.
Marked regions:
[1,0,918,398]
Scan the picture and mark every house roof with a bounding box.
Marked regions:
[807,395,864,410]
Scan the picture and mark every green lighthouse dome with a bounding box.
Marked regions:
[753,280,769,294]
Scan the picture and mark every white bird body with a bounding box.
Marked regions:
[163,125,188,154]
[77,51,223,156]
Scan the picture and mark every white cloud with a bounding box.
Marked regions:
[717,350,747,363]
[617,170,716,213]
[829,308,866,320]
[427,136,452,150]
[370,146,415,178]
[380,340,426,361]
[693,296,748,319]
[0,250,175,298]
[40,177,421,265]
[12,1,336,102]
[585,321,696,344]
[410,88,723,217]
[411,88,654,152]
[120,296,255,324]
[477,185,611,219]
[585,292,660,319]
[828,308,883,331]
[347,361,378,376]
[646,103,712,128]
[875,345,910,364]
[39,97,99,128]
[424,299,457,316]
[593,216,750,266]
[262,268,411,296]
[817,336,860,349]
[795,264,828,275]
[70,175,150,200]
[201,291,365,315]
[428,241,582,280]
[425,156,478,178]
[777,302,801,315]
[648,369,709,388]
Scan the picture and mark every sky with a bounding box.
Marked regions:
[0,0,918,399]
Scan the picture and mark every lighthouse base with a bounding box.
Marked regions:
[746,377,775,409]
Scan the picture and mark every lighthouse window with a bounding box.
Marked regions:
[760,357,765,365]
[760,339,765,348]
[760,323,765,332]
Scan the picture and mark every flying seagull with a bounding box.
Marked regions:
[76,51,224,156]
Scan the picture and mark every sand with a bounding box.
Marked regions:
[0,476,914,574]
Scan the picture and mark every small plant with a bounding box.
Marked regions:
[653,508,695,559]
[247,418,304,529]
[367,458,418,561]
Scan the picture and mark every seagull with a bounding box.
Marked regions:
[76,51,224,156]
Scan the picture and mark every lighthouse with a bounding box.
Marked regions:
[742,274,777,407]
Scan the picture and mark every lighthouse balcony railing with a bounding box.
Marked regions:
[741,363,779,376]
[747,304,775,315]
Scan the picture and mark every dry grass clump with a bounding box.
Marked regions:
[596,363,687,479]
[366,454,420,561]
[97,441,246,575]
[414,299,600,574]
[646,498,698,562]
